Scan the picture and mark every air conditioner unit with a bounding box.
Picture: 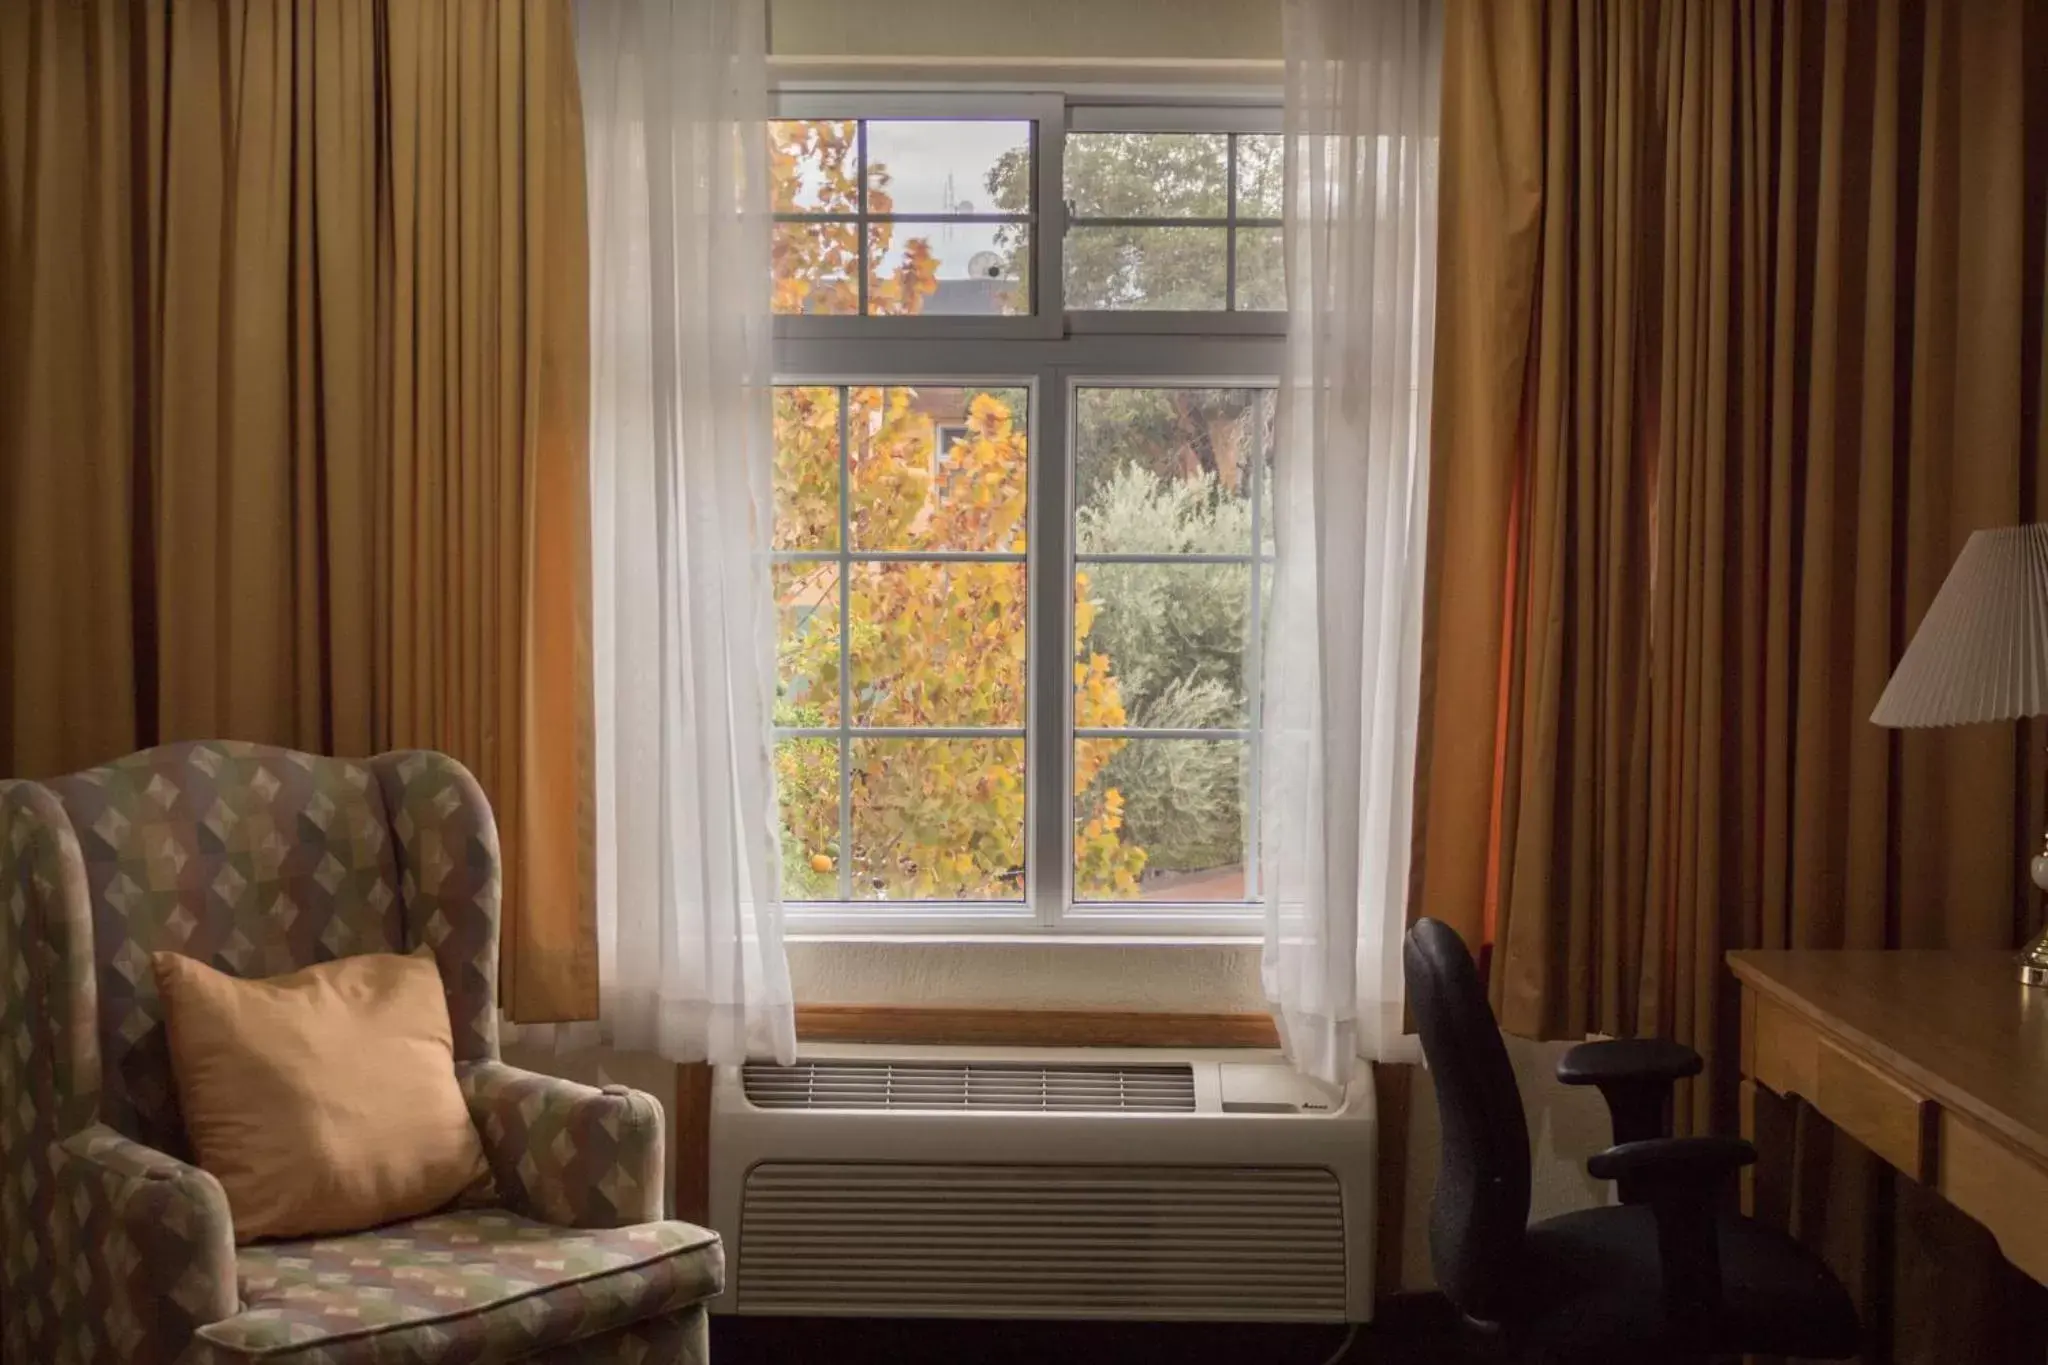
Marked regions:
[707,1044,1375,1323]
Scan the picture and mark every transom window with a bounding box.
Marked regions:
[770,96,1283,936]
[771,118,1036,318]
[1061,130,1283,311]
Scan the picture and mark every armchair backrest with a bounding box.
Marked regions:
[1,741,503,1159]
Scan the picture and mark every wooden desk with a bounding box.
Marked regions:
[1730,950,2048,1284]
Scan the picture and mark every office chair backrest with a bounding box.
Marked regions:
[1404,917,1532,1324]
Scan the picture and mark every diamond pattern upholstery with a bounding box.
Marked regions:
[45,744,405,1156]
[460,1062,667,1229]
[187,1212,720,1364]
[0,742,719,1365]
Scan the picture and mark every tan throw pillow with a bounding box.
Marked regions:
[152,947,489,1243]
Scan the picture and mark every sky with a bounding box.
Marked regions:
[863,120,1028,216]
[866,121,1027,282]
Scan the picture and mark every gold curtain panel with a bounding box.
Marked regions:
[1422,0,2048,1055]
[1421,0,2048,1358]
[0,0,596,1023]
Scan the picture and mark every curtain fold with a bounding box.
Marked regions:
[1421,0,2048,1358]
[0,0,596,1024]
[1263,0,1442,1084]
[1423,0,1659,1042]
[578,0,797,1066]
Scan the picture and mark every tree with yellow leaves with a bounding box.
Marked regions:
[770,121,1146,901]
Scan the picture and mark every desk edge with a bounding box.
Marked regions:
[1727,952,2048,1168]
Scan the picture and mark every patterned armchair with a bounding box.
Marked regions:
[0,742,719,1365]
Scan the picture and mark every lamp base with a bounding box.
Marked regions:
[2027,845,2048,985]
[2021,926,2048,987]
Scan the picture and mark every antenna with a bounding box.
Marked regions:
[942,175,975,219]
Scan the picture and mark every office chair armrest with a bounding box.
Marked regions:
[1586,1134,1755,1186]
[1557,1037,1703,1086]
[1588,1135,1756,1340]
[1558,1038,1704,1150]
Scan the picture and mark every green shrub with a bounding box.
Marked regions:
[1077,464,1264,878]
[1092,676,1244,874]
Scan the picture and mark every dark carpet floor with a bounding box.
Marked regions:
[712,1296,1490,1364]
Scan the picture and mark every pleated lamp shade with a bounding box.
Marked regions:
[1871,524,2048,728]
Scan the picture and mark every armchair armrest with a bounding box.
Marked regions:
[1558,1038,1704,1160]
[459,1060,666,1228]
[52,1124,238,1365]
[1586,1135,1755,1339]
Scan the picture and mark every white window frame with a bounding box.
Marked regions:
[772,93,1283,939]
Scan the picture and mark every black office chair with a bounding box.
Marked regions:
[1404,917,1859,1364]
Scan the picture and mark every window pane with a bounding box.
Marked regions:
[865,120,1033,216]
[851,562,1026,728]
[1064,225,1226,310]
[1065,133,1227,219]
[868,223,1029,317]
[1075,739,1248,902]
[1073,387,1270,554]
[771,119,861,214]
[776,735,842,900]
[1077,562,1251,729]
[773,386,841,550]
[849,386,1029,553]
[1235,134,1284,219]
[775,563,840,726]
[852,738,1026,900]
[773,221,859,315]
[1234,227,1284,311]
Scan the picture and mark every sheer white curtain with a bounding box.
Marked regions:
[1262,0,1441,1086]
[578,0,796,1065]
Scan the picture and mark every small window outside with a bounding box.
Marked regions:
[1058,132,1283,312]
[773,385,1033,903]
[1072,385,1275,903]
[771,119,1034,318]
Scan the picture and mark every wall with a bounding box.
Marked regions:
[768,0,1280,63]
[1398,1036,1613,1291]
[785,939,1266,1011]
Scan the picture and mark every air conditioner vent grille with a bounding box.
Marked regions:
[736,1162,1347,1320]
[742,1060,1197,1112]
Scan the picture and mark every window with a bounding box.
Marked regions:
[771,116,1035,317]
[1072,385,1274,904]
[773,384,1032,905]
[1063,132,1282,311]
[772,97,1283,936]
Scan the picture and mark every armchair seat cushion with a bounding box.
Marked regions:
[188,1211,722,1364]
